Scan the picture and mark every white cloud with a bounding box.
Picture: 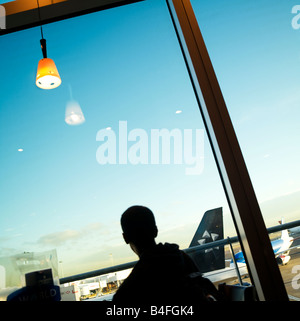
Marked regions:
[37,230,82,247]
[36,221,109,248]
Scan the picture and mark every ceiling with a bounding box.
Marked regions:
[0,0,143,35]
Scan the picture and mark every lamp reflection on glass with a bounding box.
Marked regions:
[65,100,85,125]
[65,85,85,125]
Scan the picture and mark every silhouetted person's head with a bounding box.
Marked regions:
[121,205,158,256]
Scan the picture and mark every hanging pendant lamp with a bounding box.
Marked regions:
[36,39,61,89]
[35,0,61,90]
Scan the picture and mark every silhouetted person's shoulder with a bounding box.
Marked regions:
[113,242,198,304]
[113,206,201,304]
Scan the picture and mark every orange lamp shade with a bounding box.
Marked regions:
[36,58,61,89]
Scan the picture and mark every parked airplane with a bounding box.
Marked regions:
[232,219,297,266]
[187,209,300,283]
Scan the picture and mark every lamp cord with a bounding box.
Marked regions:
[36,0,44,39]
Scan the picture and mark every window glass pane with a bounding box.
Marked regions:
[0,0,247,299]
[191,0,300,300]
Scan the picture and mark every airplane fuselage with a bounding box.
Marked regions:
[232,236,293,267]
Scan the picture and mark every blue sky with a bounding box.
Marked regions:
[192,0,300,204]
[0,0,299,280]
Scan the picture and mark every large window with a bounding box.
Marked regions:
[191,0,300,300]
[0,0,240,292]
[1,0,297,301]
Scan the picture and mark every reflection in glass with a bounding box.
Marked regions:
[65,84,85,125]
[65,100,85,125]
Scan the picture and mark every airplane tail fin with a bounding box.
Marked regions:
[188,207,225,273]
[279,218,290,241]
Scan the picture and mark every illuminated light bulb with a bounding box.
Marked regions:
[36,58,61,89]
[65,100,85,125]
